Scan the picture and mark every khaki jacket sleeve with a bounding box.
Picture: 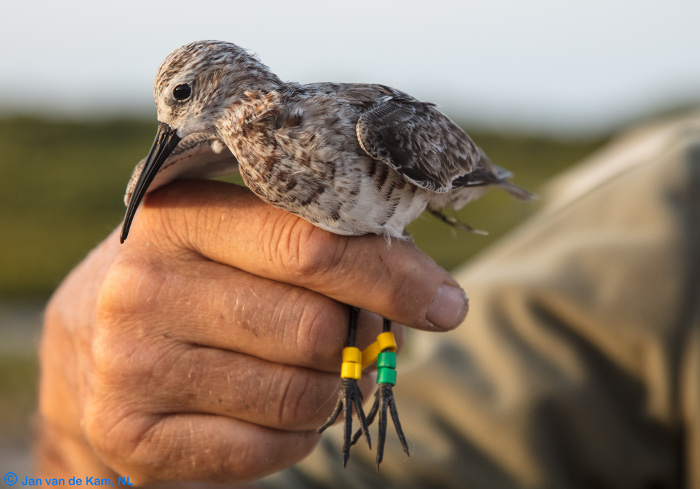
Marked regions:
[263,114,700,489]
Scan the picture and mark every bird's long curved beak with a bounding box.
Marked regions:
[120,122,181,243]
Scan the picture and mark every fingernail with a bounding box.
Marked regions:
[426,284,469,330]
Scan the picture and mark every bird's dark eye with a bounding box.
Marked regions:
[173,84,192,101]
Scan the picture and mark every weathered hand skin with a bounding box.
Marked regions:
[37,181,465,484]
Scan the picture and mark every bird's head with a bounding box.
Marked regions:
[153,40,273,137]
[120,40,281,243]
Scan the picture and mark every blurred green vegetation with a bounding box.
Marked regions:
[0,116,608,300]
[1,117,153,298]
[0,353,38,442]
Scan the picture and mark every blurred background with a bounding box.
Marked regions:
[1,0,699,478]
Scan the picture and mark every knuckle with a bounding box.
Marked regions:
[96,253,168,320]
[91,326,185,395]
[92,258,170,383]
[89,334,144,396]
[111,419,175,481]
[82,395,160,473]
[90,327,135,382]
[125,423,178,478]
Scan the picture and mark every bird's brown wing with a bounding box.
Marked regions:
[356,96,482,193]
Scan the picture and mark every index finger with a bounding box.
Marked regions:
[128,179,468,331]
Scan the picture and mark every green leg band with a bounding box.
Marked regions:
[377,351,397,385]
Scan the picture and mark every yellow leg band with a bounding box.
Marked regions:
[361,332,397,370]
[342,347,362,363]
[340,347,362,379]
[341,362,362,380]
[376,332,398,352]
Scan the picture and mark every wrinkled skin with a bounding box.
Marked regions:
[37,180,467,485]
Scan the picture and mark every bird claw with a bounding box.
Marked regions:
[351,382,409,469]
[318,378,371,467]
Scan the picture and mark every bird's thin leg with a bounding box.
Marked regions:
[428,209,488,235]
[351,318,410,468]
[317,306,371,467]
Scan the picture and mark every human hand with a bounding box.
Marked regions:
[37,180,468,484]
